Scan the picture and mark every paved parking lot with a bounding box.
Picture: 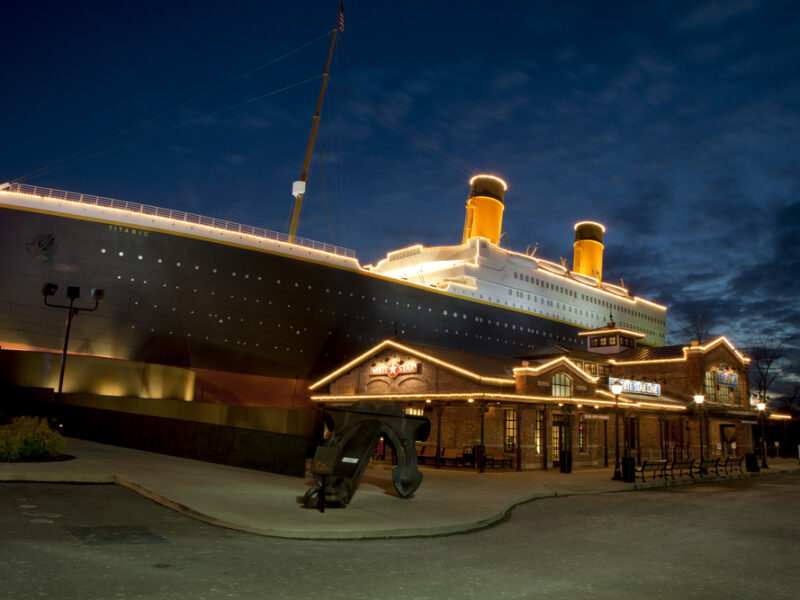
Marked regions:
[2,472,798,599]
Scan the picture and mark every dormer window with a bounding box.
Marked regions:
[551,373,573,397]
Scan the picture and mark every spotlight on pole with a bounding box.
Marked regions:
[41,282,104,401]
[694,395,705,463]
[611,381,623,481]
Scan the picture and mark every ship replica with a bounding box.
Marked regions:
[0,25,666,407]
[0,174,666,405]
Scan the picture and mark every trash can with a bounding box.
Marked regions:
[745,453,760,472]
[621,456,636,482]
[559,450,572,473]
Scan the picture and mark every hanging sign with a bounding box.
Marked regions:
[608,377,660,396]
[716,371,738,387]
[370,362,419,378]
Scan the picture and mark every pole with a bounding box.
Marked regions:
[760,410,769,469]
[56,298,76,402]
[478,402,486,473]
[435,402,443,469]
[613,396,621,480]
[288,28,338,242]
[515,403,523,472]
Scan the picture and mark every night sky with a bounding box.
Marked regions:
[3,1,799,393]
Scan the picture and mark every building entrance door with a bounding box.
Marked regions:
[552,419,565,467]
[720,424,736,456]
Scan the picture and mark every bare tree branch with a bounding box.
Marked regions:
[678,311,711,343]
[749,339,785,405]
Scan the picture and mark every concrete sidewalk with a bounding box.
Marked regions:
[2,438,798,540]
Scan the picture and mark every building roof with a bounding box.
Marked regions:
[396,341,519,379]
[517,344,616,363]
[576,322,646,339]
[309,339,519,390]
[612,345,686,362]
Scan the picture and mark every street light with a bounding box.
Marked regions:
[42,283,104,401]
[757,401,769,469]
[611,382,623,481]
[694,395,705,461]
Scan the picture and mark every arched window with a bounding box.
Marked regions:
[704,371,715,402]
[551,373,573,397]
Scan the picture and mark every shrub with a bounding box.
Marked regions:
[0,416,65,461]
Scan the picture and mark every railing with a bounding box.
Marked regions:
[6,182,357,259]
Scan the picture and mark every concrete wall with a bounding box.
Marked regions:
[1,387,316,477]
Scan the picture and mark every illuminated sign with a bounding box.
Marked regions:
[608,377,660,396]
[369,362,419,378]
[716,371,738,387]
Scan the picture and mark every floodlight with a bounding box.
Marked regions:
[90,288,105,301]
[42,282,58,297]
[66,286,80,300]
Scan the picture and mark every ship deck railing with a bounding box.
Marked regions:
[6,182,356,259]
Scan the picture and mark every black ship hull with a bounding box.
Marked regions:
[1,204,583,391]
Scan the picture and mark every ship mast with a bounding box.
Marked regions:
[288,21,339,243]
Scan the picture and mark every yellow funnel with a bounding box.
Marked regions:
[462,175,507,245]
[573,221,605,281]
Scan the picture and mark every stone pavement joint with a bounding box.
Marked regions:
[2,438,798,540]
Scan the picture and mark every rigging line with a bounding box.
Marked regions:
[321,81,338,243]
[28,75,323,182]
[317,136,336,244]
[345,88,481,175]
[15,30,333,184]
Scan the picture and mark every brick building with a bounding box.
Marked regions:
[309,323,761,472]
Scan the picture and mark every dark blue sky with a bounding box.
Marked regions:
[3,1,799,392]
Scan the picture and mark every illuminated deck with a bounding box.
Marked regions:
[1,182,356,260]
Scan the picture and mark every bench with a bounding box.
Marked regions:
[484,449,513,469]
[694,457,719,477]
[666,459,695,479]
[440,447,464,467]
[721,455,744,474]
[635,459,667,482]
[416,446,437,465]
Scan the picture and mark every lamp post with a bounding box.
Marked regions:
[694,395,705,460]
[42,283,104,401]
[611,382,623,481]
[757,401,769,469]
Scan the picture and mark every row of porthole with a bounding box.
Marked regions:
[106,254,616,340]
[123,284,584,346]
[111,262,581,345]
[104,248,665,339]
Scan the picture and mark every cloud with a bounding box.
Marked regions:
[672,0,764,34]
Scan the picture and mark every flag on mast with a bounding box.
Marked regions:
[338,2,345,32]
